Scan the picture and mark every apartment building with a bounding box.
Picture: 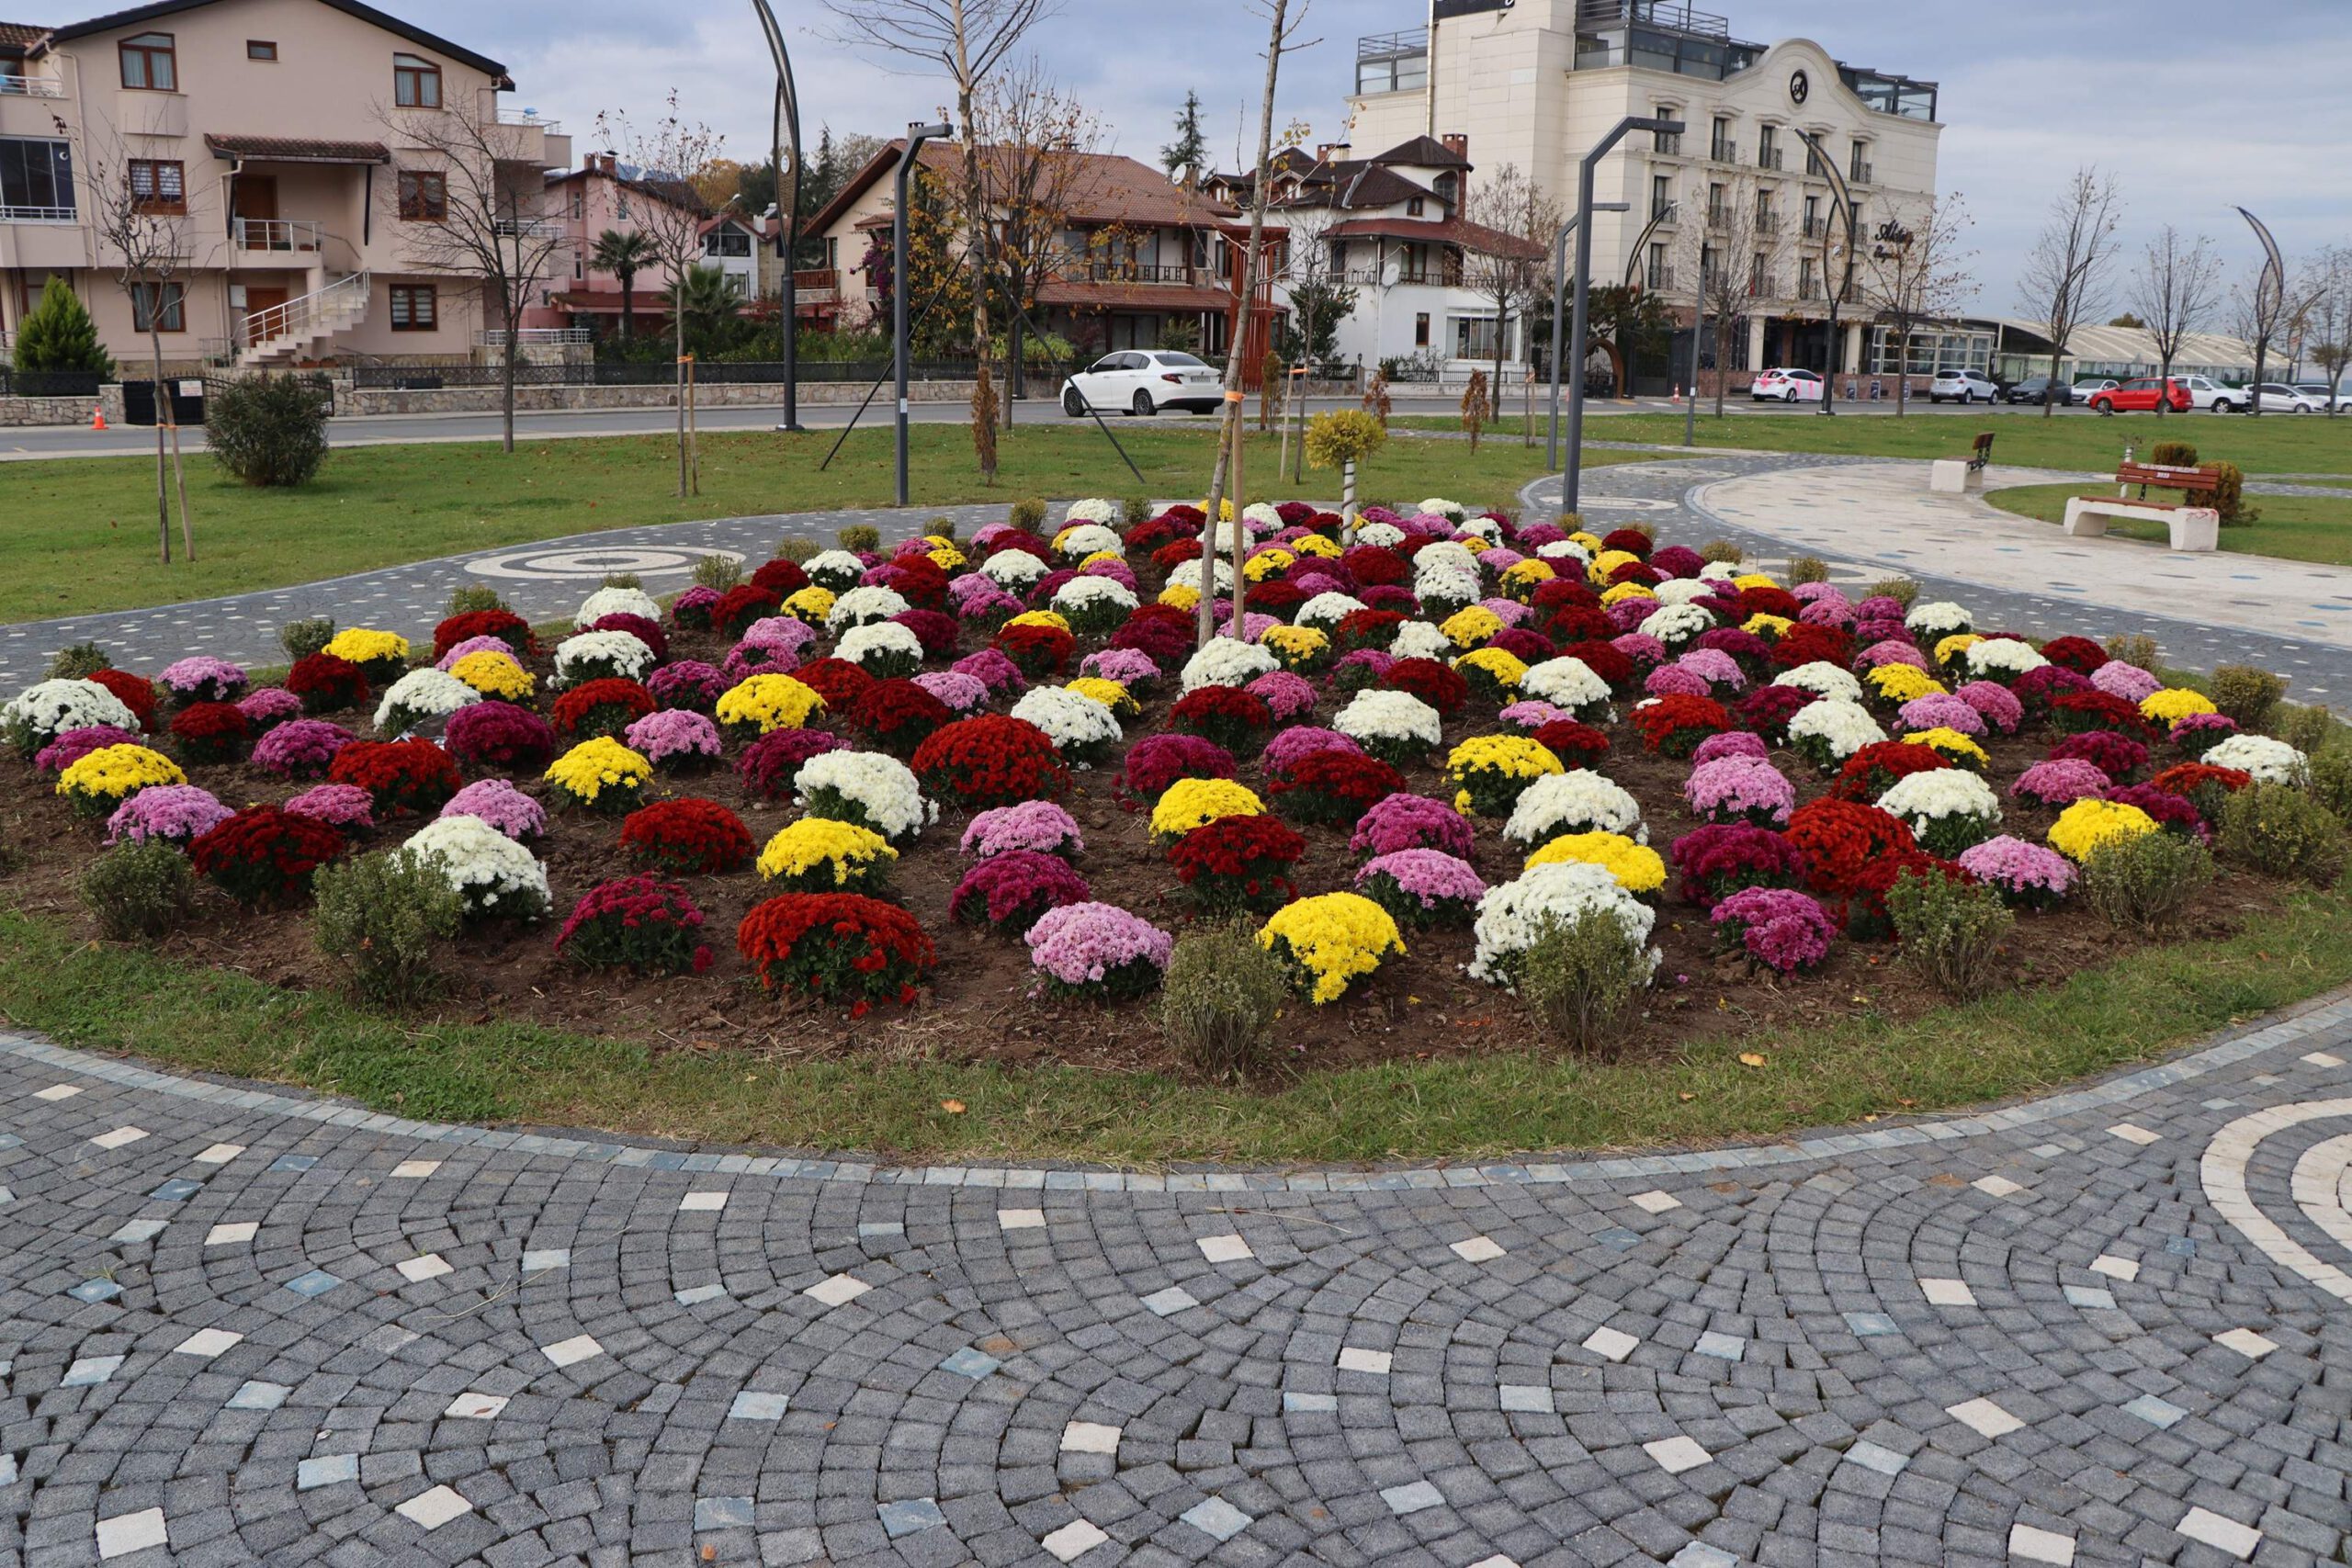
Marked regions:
[0,0,569,369]
[1344,0,1950,389]
[529,152,708,333]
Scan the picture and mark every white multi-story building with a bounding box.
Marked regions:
[1342,0,1953,391]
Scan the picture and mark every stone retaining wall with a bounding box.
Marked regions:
[337,380,982,417]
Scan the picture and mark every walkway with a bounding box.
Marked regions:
[2,996,2350,1567]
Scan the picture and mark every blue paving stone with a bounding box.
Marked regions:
[296,1454,358,1490]
[1843,1311,1900,1337]
[226,1381,289,1411]
[2124,1394,2188,1429]
[283,1269,341,1297]
[695,1496,754,1530]
[148,1178,202,1201]
[266,1155,317,1174]
[876,1498,946,1539]
[1180,1497,1253,1542]
[1596,1226,1644,1250]
[937,1347,1001,1380]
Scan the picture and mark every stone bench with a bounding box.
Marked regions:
[1929,457,1983,494]
[2062,495,2220,552]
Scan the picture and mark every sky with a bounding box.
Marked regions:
[385,0,2351,318]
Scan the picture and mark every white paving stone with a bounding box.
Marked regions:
[1973,1174,2027,1197]
[397,1254,453,1283]
[1628,1190,1682,1213]
[1582,1325,1640,1361]
[2213,1327,2278,1359]
[1450,1235,1506,1262]
[1947,1398,2024,1438]
[90,1126,147,1150]
[172,1328,241,1359]
[999,1208,1046,1229]
[1498,1384,1553,1413]
[396,1484,472,1530]
[96,1508,166,1560]
[192,1143,244,1165]
[1645,1436,1712,1474]
[2177,1507,2262,1559]
[2008,1523,2076,1565]
[1060,1421,1121,1454]
[1337,1347,1393,1375]
[2088,1255,2139,1282]
[804,1273,871,1307]
[32,1083,80,1101]
[1919,1277,1976,1307]
[678,1190,728,1212]
[444,1392,507,1419]
[1196,1234,1253,1264]
[2108,1122,2161,1145]
[389,1158,440,1178]
[204,1222,256,1247]
[540,1334,603,1369]
[1040,1518,1109,1562]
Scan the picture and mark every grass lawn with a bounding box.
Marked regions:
[0,423,1634,625]
[1402,409,2352,478]
[1985,482,2352,567]
[5,887,2346,1166]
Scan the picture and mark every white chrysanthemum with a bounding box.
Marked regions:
[1786,697,1886,761]
[1470,861,1659,987]
[794,749,936,840]
[1962,638,2050,678]
[1905,599,1972,634]
[1414,564,1483,604]
[2203,733,2309,784]
[1413,541,1480,582]
[1503,769,1645,847]
[1637,603,1715,646]
[1453,515,1504,545]
[1180,636,1279,693]
[1353,522,1406,549]
[1062,497,1120,525]
[572,585,662,630]
[1334,689,1443,749]
[827,584,911,632]
[1166,556,1237,595]
[1698,560,1740,581]
[1521,657,1611,711]
[980,550,1050,589]
[374,667,480,737]
[1296,591,1369,630]
[1053,522,1125,560]
[3,678,138,747]
[836,621,924,670]
[1417,497,1466,523]
[1050,575,1138,616]
[1877,769,2001,829]
[1241,502,1285,536]
[1773,660,1865,704]
[1650,577,1716,607]
[398,815,548,915]
[805,547,868,588]
[1537,539,1594,567]
[551,629,656,687]
[1012,685,1124,752]
[1388,620,1456,663]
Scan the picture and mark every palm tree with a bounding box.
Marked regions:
[591,228,658,340]
[671,265,745,355]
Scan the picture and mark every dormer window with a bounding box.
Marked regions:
[119,32,175,91]
[1431,172,1457,206]
[393,52,441,108]
[1407,195,1425,217]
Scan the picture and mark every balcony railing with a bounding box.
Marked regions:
[0,73,65,97]
[493,216,563,238]
[1705,207,1730,231]
[1649,199,1679,223]
[1644,265,1676,292]
[1802,216,1830,241]
[1085,262,1203,285]
[791,267,840,301]
[0,203,74,222]
[1709,141,1740,164]
[1850,161,1874,185]
[474,327,590,346]
[1754,211,1781,233]
[1758,146,1782,171]
[1652,131,1682,154]
[1747,273,1783,299]
[234,217,323,252]
[1797,276,1822,300]
[492,108,562,132]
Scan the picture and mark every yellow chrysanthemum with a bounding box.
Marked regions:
[1258,891,1405,1005]
[322,627,410,667]
[1243,548,1295,582]
[1567,530,1603,553]
[1260,623,1330,672]
[1293,533,1342,559]
[1458,534,1491,555]
[1902,727,1991,771]
[1078,549,1124,571]
[1193,498,1236,523]
[2048,798,2159,863]
[448,650,535,700]
[1730,572,1781,592]
[927,545,968,571]
[2142,687,2219,725]
[1590,548,1640,584]
[1453,646,1528,696]
[1600,581,1657,606]
[543,737,652,807]
[782,585,835,626]
[56,743,183,812]
[1743,612,1794,638]
[755,818,897,888]
[1159,582,1202,612]
[1865,663,1946,704]
[1064,677,1141,719]
[1933,632,1984,668]
[1524,830,1667,894]
[715,673,825,735]
[1499,558,1556,601]
[1440,605,1506,649]
[1003,609,1073,635]
[1149,778,1264,840]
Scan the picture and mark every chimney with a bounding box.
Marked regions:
[1441,133,1468,161]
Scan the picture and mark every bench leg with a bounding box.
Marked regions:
[2061,498,2109,537]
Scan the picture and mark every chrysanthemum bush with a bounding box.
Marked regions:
[737,892,935,1015]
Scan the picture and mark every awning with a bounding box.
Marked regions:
[207,135,391,166]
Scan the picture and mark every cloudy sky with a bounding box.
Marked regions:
[390,0,2346,314]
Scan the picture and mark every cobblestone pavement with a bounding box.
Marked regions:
[4,992,2352,1568]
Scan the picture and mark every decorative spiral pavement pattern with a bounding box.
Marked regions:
[4,998,2352,1568]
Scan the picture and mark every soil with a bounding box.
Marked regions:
[0,615,2289,1087]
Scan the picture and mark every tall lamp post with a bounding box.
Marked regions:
[892,122,954,506]
[1792,129,1859,416]
[751,0,805,433]
[1563,115,1681,513]
[1545,201,1629,471]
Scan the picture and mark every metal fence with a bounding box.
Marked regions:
[0,368,105,400]
[349,358,986,391]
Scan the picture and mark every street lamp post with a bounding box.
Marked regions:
[1792,129,1859,416]
[892,122,954,507]
[751,0,805,433]
[1545,201,1629,472]
[2237,207,2286,421]
[1563,115,1681,514]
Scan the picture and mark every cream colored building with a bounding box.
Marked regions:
[0,0,569,371]
[1344,0,1948,389]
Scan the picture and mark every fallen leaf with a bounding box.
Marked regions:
[1678,1092,1696,1102]
[941,1100,967,1115]
[1737,1052,1767,1068]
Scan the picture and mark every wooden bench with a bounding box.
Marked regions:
[2062,460,2220,551]
[1929,432,1996,494]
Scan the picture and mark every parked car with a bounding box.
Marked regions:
[2160,373,2233,412]
[1060,350,1223,416]
[1928,367,1998,404]
[2292,381,2352,412]
[1748,367,1823,402]
[2074,378,2121,399]
[2087,377,2190,415]
[2230,382,2327,413]
[2003,375,2075,406]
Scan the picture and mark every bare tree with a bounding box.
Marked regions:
[2016,166,2124,420]
[69,109,198,562]
[1457,163,1560,413]
[1272,199,1352,479]
[383,108,570,453]
[2228,256,2327,419]
[593,94,722,497]
[819,0,1063,481]
[1853,193,1973,418]
[2126,225,2222,416]
[2295,245,2352,416]
[1673,170,1788,416]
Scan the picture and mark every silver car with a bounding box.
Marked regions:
[1927,367,1997,404]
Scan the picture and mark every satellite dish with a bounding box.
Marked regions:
[1380,256,1401,289]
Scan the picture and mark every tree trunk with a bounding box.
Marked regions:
[1712,310,1725,418]
[1893,328,1908,416]
[2250,342,2267,419]
[2043,348,2061,419]
[674,289,688,497]
[503,319,520,453]
[148,328,170,565]
[157,323,193,562]
[621,278,635,341]
[2154,353,2170,418]
[952,22,995,484]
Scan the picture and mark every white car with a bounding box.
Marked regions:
[2292,381,2352,412]
[1748,367,1823,402]
[1060,350,1222,417]
[2163,373,2233,412]
[1928,367,1997,404]
[2238,382,2326,413]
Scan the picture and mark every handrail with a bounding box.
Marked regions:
[243,271,369,348]
[473,327,589,345]
[233,217,323,251]
[0,74,65,97]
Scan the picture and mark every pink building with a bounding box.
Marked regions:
[528,152,709,335]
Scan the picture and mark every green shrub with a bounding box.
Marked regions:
[691,553,743,592]
[2207,665,2288,730]
[45,642,111,680]
[1123,495,1154,525]
[2079,832,2214,932]
[2189,459,2253,525]
[837,524,882,553]
[207,374,331,488]
[1511,909,1652,1054]
[312,849,466,1007]
[2306,747,2352,822]
[81,841,194,942]
[1697,537,1741,564]
[2273,703,2335,755]
[925,514,962,543]
[1008,497,1047,531]
[444,585,504,617]
[774,536,818,564]
[279,615,335,662]
[2147,438,2199,468]
[1158,921,1289,1081]
[2218,783,2344,886]
[1887,871,2014,998]
[1555,511,1586,535]
[13,274,111,375]
[1864,576,1919,608]
[2103,633,2160,671]
[1787,555,1829,585]
[600,571,642,590]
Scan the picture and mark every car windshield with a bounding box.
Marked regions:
[1153,353,1208,367]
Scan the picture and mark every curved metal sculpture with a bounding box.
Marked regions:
[752,0,805,431]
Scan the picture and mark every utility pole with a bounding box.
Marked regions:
[892,122,953,506]
[1563,115,1680,513]
[1546,201,1628,470]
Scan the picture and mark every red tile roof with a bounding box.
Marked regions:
[1035,279,1237,313]
[0,21,48,49]
[808,141,1237,240]
[205,134,390,164]
[1324,214,1542,259]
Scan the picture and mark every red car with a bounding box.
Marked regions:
[2088,377,2190,414]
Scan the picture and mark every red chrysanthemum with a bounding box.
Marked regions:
[189,805,345,907]
[552,678,657,739]
[737,892,935,1007]
[618,797,755,875]
[432,607,536,660]
[326,738,462,817]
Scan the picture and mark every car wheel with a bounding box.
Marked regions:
[1062,388,1086,417]
[1784,388,1799,402]
[2211,399,2234,413]
[2093,399,2113,415]
[1131,389,1156,417]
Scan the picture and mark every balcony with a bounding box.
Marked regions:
[1754,211,1781,234]
[0,74,64,97]
[1802,216,1830,241]
[1708,141,1739,165]
[1850,161,1874,186]
[1644,265,1677,292]
[492,216,563,238]
[1747,272,1783,299]
[0,201,74,222]
[1651,131,1682,155]
[234,217,324,253]
[791,268,840,304]
[481,99,569,168]
[1649,199,1679,224]
[1344,261,1463,287]
[1705,207,1730,232]
[1797,276,1821,301]
[1757,146,1782,171]
[474,327,590,346]
[1085,262,1204,285]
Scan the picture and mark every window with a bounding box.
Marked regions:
[1406,195,1424,217]
[1756,124,1777,168]
[393,52,441,108]
[569,186,583,220]
[130,281,184,333]
[129,159,184,214]
[0,136,74,219]
[1651,106,1679,152]
[246,39,277,61]
[1452,314,1501,360]
[1650,173,1671,220]
[397,170,447,220]
[119,31,175,90]
[1848,141,1869,182]
[1646,243,1668,289]
[390,283,437,331]
[1710,116,1734,161]
[1431,172,1456,207]
[704,228,751,258]
[1749,251,1767,293]
[1414,311,1430,347]
[572,248,583,280]
[1798,256,1816,298]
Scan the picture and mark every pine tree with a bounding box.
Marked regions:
[1161,91,1208,180]
[13,275,112,375]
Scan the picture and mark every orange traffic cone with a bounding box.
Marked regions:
[90,405,107,431]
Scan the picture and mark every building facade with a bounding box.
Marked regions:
[529,152,708,335]
[0,0,568,370]
[1343,0,1948,390]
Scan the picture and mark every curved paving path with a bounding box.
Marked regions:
[5,994,2352,1568]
